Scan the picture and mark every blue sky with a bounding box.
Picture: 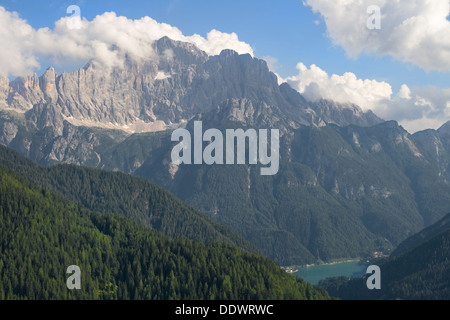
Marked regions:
[0,0,449,132]
[1,0,445,89]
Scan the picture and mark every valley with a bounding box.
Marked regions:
[2,39,450,266]
[0,16,449,300]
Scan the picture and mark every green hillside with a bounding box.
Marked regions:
[0,164,330,300]
[0,145,254,252]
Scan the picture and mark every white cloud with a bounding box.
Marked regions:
[397,84,411,100]
[2,6,448,133]
[0,7,40,76]
[303,0,450,71]
[285,63,393,111]
[188,29,254,57]
[0,7,254,77]
[385,86,450,132]
[284,62,450,133]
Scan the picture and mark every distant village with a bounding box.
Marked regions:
[280,266,298,274]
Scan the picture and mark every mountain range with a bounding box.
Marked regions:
[1,36,450,265]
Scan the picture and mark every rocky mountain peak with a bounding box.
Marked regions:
[311,99,384,127]
[154,36,208,66]
[40,67,58,102]
[7,73,43,111]
[376,120,400,130]
[438,120,450,136]
[219,49,239,58]
[0,74,9,104]
[0,36,386,134]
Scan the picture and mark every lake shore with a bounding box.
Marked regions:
[287,258,364,269]
[287,259,369,285]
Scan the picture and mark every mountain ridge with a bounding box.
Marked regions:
[1,36,450,265]
[0,144,256,252]
[0,36,383,135]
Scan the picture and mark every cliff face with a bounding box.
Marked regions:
[0,36,381,135]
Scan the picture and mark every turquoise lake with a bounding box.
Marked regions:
[293,261,367,285]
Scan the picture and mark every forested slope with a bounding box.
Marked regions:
[0,145,253,251]
[0,164,329,300]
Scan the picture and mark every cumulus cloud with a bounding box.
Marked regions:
[303,0,450,71]
[188,29,254,56]
[0,7,254,77]
[383,86,450,132]
[284,63,450,133]
[285,63,393,111]
[0,8,40,76]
